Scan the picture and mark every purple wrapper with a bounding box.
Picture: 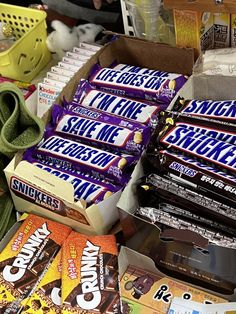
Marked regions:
[70,80,165,125]
[23,154,121,205]
[50,104,151,155]
[25,133,138,185]
[111,62,188,79]
[88,64,188,104]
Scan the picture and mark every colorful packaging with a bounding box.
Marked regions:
[51,104,151,155]
[214,13,230,49]
[71,80,163,125]
[24,154,121,205]
[121,265,227,313]
[157,149,236,206]
[111,63,187,80]
[89,64,187,104]
[173,10,214,57]
[172,97,236,123]
[26,133,138,185]
[0,214,71,313]
[61,232,121,313]
[159,124,236,175]
[21,250,62,314]
[37,83,61,117]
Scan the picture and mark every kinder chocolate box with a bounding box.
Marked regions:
[0,214,71,313]
[61,232,121,313]
[4,35,194,235]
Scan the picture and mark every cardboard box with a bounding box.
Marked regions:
[4,35,194,236]
[174,10,214,58]
[118,74,236,299]
[214,13,231,48]
[118,247,232,311]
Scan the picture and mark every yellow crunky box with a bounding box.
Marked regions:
[0,214,71,313]
[61,231,120,314]
[121,265,227,313]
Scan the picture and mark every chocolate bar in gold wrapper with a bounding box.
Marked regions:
[21,250,62,314]
[61,231,121,314]
[0,214,71,313]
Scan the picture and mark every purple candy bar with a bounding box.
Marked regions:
[25,133,138,185]
[50,104,151,155]
[23,154,121,205]
[111,62,188,79]
[88,64,188,104]
[70,80,164,125]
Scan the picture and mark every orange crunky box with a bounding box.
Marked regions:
[0,214,71,313]
[61,231,121,314]
[21,250,62,314]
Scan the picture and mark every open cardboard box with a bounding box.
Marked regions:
[119,246,233,310]
[4,35,194,235]
[117,73,236,300]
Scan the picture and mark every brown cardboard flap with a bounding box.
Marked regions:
[99,36,194,76]
[164,0,236,13]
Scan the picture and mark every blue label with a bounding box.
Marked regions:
[11,177,60,210]
[162,126,236,172]
[39,136,117,170]
[89,92,147,120]
[94,68,166,91]
[59,116,124,145]
[183,100,236,119]
[177,123,236,145]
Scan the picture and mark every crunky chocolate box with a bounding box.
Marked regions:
[0,214,71,313]
[21,250,62,314]
[61,231,121,314]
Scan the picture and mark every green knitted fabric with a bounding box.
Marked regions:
[0,82,45,158]
[0,82,45,239]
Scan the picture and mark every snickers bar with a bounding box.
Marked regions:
[24,155,121,205]
[25,134,138,185]
[61,232,121,313]
[0,214,71,313]
[158,149,236,206]
[137,173,236,227]
[71,80,164,125]
[112,62,188,80]
[51,104,151,155]
[136,206,236,248]
[172,97,236,122]
[159,124,236,175]
[89,64,187,103]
